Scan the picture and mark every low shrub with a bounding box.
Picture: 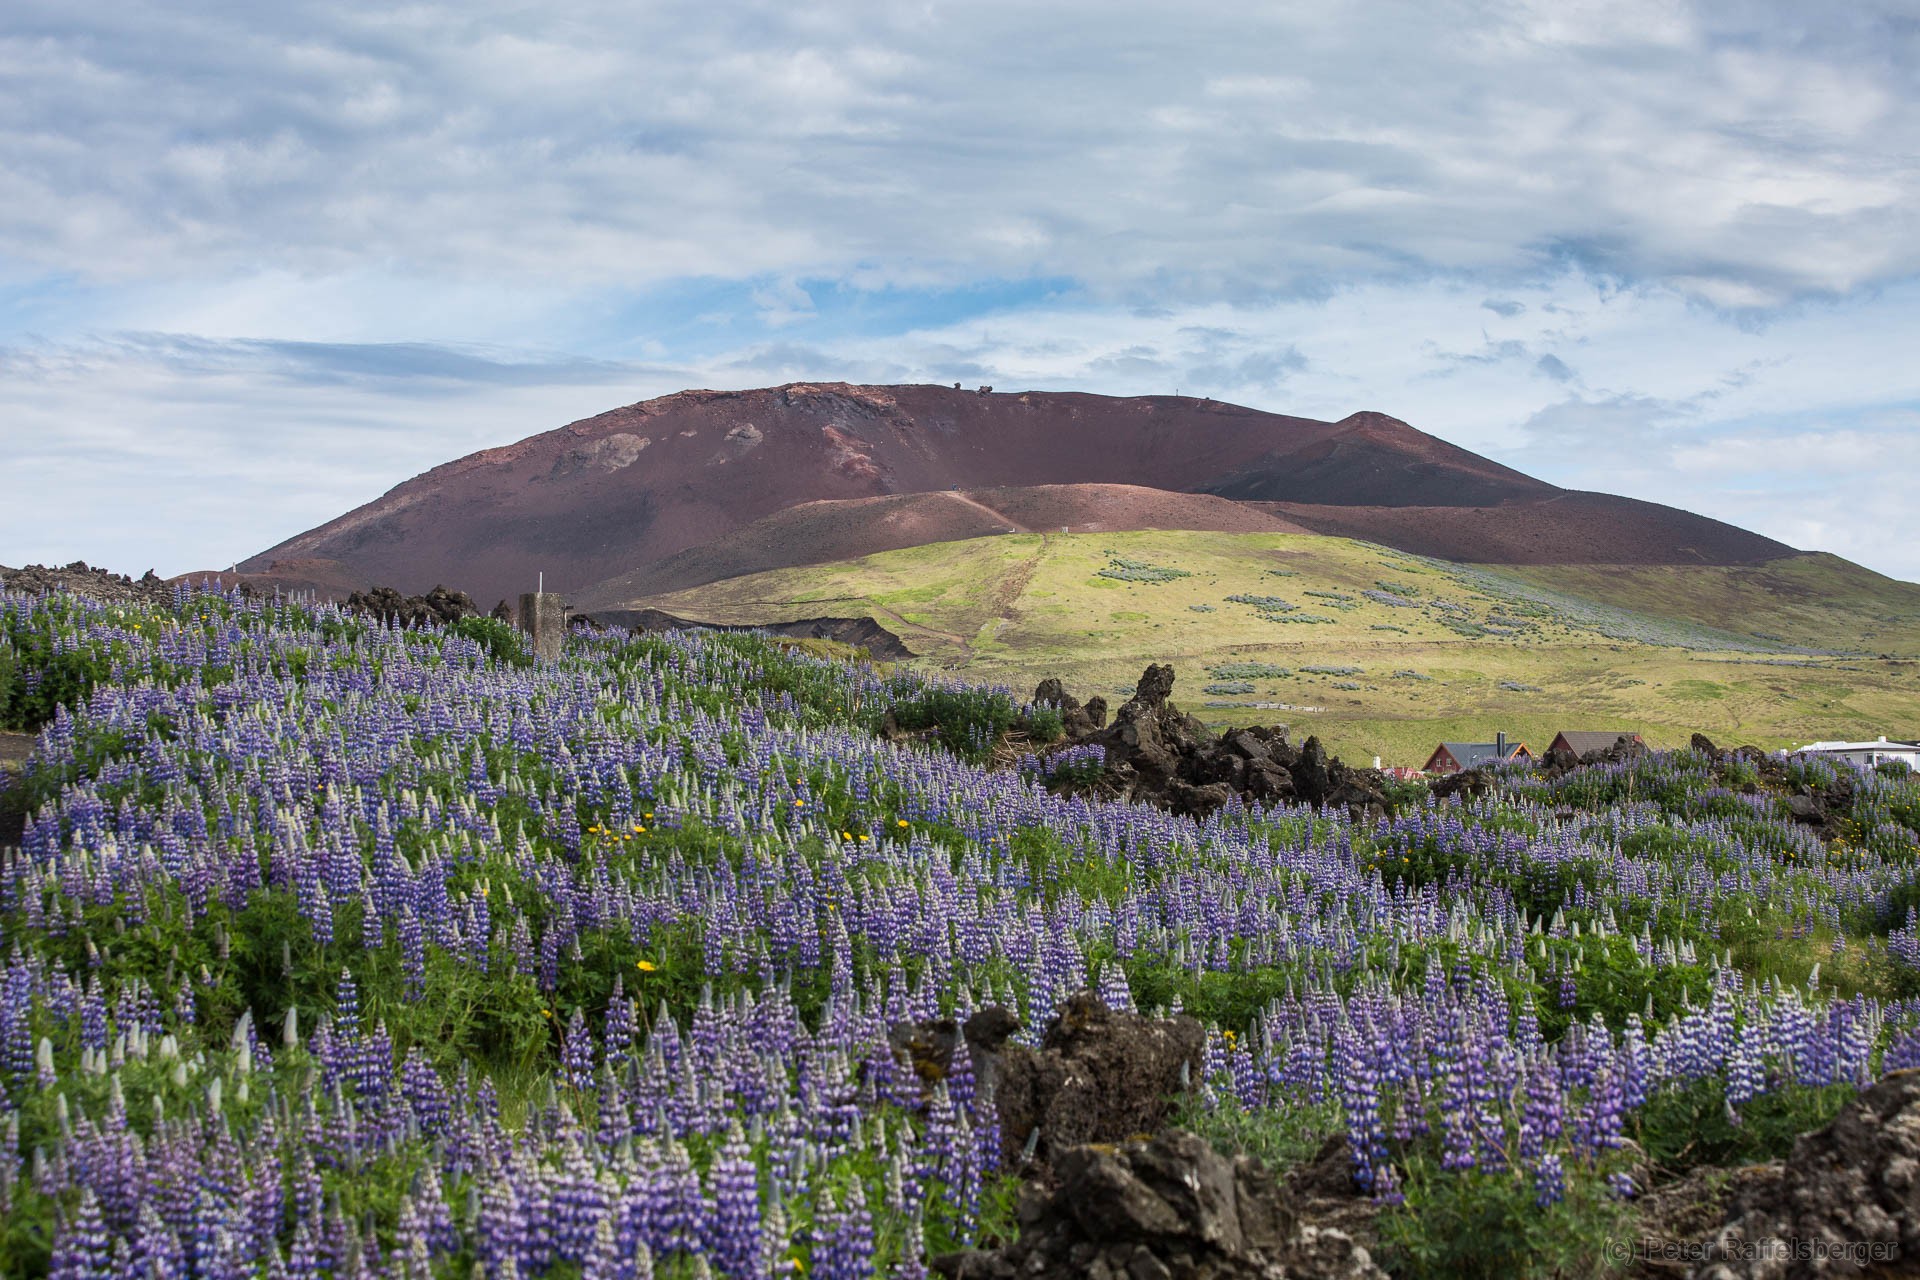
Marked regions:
[1098,557,1190,584]
[1378,1156,1635,1280]
[450,614,532,667]
[1208,662,1292,679]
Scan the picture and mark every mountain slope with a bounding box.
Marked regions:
[576,484,1313,604]
[1258,491,1795,566]
[245,383,1792,606]
[618,528,1920,762]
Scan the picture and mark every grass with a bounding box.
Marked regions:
[1493,555,1920,657]
[618,530,1920,767]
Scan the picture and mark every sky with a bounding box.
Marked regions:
[3,0,1918,580]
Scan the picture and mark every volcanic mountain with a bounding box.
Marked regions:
[242,382,1795,607]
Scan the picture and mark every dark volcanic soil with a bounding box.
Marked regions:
[1260,491,1794,566]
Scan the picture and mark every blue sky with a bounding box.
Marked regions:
[3,0,1918,580]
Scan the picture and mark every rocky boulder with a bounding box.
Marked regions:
[1031,666,1388,820]
[1690,1069,1920,1279]
[991,991,1206,1169]
[0,562,179,607]
[343,584,480,628]
[1032,677,1108,737]
[932,1129,1387,1280]
[1427,766,1496,801]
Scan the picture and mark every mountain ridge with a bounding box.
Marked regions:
[242,382,1798,607]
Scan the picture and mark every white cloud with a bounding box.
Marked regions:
[0,0,1915,306]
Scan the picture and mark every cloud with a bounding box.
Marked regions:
[1534,353,1576,382]
[0,333,692,574]
[1,0,1916,311]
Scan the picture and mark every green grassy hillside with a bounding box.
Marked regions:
[1490,554,1920,655]
[619,531,1920,766]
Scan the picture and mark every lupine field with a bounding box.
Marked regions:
[4,583,1920,1277]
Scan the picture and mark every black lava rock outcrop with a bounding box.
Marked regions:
[0,562,178,606]
[1684,733,1858,836]
[932,1129,1387,1280]
[991,991,1206,1169]
[588,607,913,660]
[342,584,479,628]
[1691,1068,1920,1279]
[1033,666,1388,819]
[887,1005,1023,1101]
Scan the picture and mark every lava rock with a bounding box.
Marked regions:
[886,1005,1024,1101]
[993,991,1205,1168]
[343,584,480,629]
[0,562,179,607]
[1028,667,1388,820]
[1692,1069,1920,1279]
[932,1129,1387,1280]
[1428,767,1494,801]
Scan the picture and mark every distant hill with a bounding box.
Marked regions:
[243,383,1797,607]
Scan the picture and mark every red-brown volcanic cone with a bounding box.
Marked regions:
[242,385,1536,605]
[243,382,1793,604]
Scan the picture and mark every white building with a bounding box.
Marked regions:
[1791,736,1920,770]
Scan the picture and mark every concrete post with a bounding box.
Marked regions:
[518,592,568,661]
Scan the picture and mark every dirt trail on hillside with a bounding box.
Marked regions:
[985,543,1046,628]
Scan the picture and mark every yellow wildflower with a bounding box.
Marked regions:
[637,960,657,972]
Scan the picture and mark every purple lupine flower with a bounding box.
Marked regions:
[334,970,361,1041]
[1533,1153,1565,1207]
[811,1182,875,1280]
[708,1122,762,1279]
[129,1202,188,1280]
[49,1187,112,1280]
[564,1008,597,1092]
